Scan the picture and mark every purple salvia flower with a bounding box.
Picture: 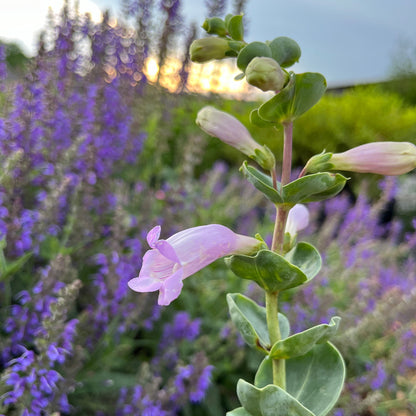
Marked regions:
[128,224,262,305]
[190,365,214,402]
[370,361,387,389]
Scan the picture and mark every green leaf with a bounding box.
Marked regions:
[250,109,277,128]
[255,343,345,416]
[226,242,320,293]
[227,407,253,416]
[240,162,283,204]
[285,242,322,282]
[287,343,345,416]
[226,293,290,352]
[254,356,274,388]
[0,251,32,281]
[235,72,245,81]
[237,42,272,72]
[282,173,347,203]
[269,317,341,359]
[226,249,307,293]
[269,37,302,68]
[229,41,246,53]
[258,72,327,123]
[228,15,244,41]
[237,379,315,416]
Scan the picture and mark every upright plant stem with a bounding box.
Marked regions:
[281,121,293,187]
[266,290,285,389]
[266,121,293,389]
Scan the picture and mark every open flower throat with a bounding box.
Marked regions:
[128,224,261,305]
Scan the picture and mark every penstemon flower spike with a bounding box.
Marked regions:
[129,12,415,416]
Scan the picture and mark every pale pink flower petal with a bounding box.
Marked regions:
[129,224,262,305]
[158,269,184,306]
[154,240,180,263]
[147,225,161,247]
[285,204,309,237]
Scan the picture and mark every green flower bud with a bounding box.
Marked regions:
[302,151,334,174]
[190,37,233,63]
[245,57,289,92]
[202,17,227,37]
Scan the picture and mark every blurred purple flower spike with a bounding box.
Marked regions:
[129,224,262,305]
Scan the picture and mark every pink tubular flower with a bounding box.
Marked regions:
[196,106,275,170]
[128,225,262,306]
[330,141,416,175]
[196,106,262,156]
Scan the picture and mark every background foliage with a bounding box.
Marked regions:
[1,0,416,415]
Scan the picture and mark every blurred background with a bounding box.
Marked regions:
[0,0,416,415]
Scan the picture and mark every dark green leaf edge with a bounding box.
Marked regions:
[269,316,341,359]
[226,293,290,352]
[240,162,283,203]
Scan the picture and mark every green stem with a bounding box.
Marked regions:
[265,291,286,389]
[281,121,293,186]
[271,205,289,253]
[266,121,294,389]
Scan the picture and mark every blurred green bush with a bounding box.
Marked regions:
[164,85,416,179]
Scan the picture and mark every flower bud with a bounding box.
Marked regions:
[196,106,275,170]
[202,17,227,37]
[190,37,232,63]
[245,57,288,92]
[285,204,309,237]
[329,142,416,175]
[302,151,333,175]
[284,204,309,251]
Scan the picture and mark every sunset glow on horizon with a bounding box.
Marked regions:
[144,57,261,99]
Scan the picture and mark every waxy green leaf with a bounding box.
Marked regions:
[269,36,301,68]
[226,249,306,292]
[250,109,277,127]
[237,42,272,72]
[282,173,347,203]
[226,243,321,293]
[269,317,341,359]
[258,72,327,123]
[241,163,346,205]
[285,242,322,281]
[255,343,346,416]
[240,162,283,204]
[228,15,244,41]
[227,408,253,416]
[226,293,290,352]
[237,379,315,416]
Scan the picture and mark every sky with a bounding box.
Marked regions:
[1,0,415,87]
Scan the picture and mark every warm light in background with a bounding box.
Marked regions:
[144,57,260,99]
[0,1,259,98]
